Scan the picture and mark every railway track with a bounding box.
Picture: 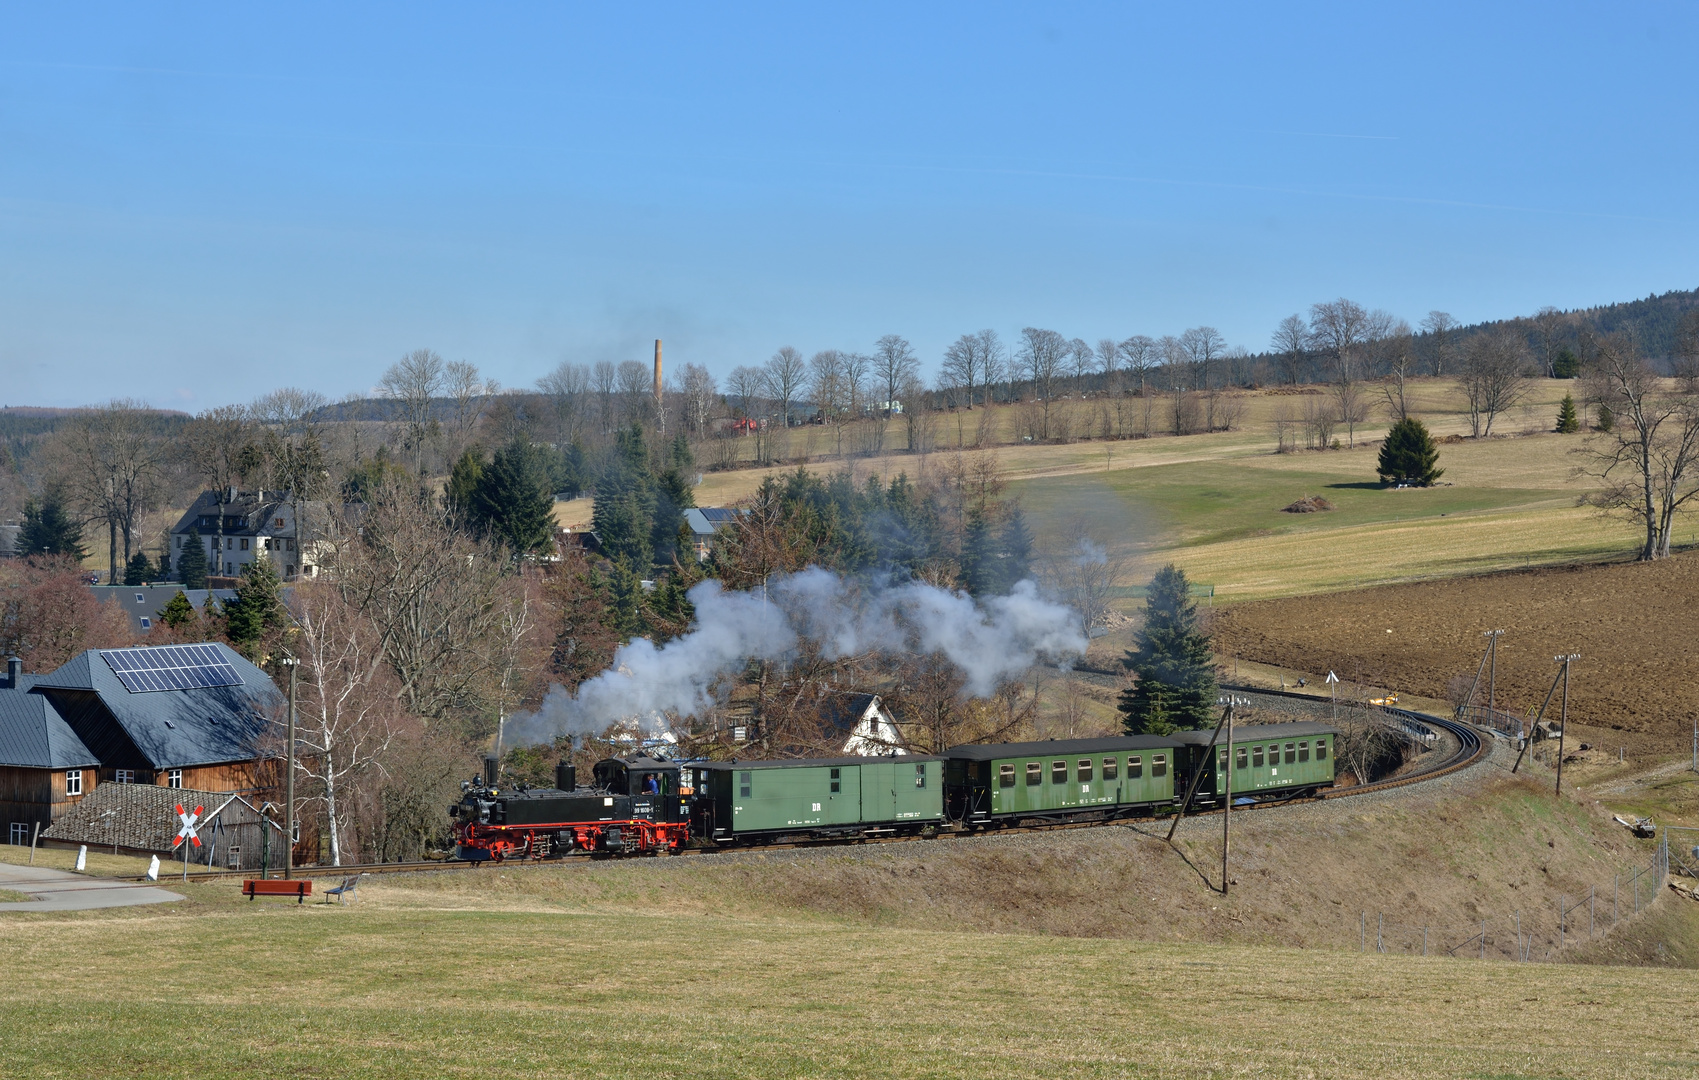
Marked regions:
[133,691,1489,883]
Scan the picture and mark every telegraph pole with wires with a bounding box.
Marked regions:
[279,656,298,880]
[1484,630,1504,717]
[1554,654,1579,796]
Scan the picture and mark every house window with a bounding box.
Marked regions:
[139,617,152,630]
[1025,762,1041,786]
[1152,755,1167,778]
[738,771,752,798]
[167,770,182,789]
[830,767,841,794]
[239,538,248,550]
[275,517,284,527]
[1128,756,1142,779]
[287,565,296,577]
[115,769,135,784]
[1077,759,1092,783]
[65,770,82,796]
[286,538,295,551]
[177,536,184,549]
[1252,746,1264,768]
[1316,739,1328,761]
[8,823,27,845]
[1102,759,1118,781]
[1050,761,1067,784]
[1298,742,1310,762]
[914,764,926,789]
[999,764,1016,788]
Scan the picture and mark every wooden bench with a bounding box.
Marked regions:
[242,878,312,904]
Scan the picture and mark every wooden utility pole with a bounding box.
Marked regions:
[1554,654,1579,796]
[1484,630,1504,716]
[1222,697,1235,897]
[281,656,298,880]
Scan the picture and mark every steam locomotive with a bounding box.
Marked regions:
[450,722,1340,862]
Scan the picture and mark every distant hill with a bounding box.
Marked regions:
[1450,286,1699,361]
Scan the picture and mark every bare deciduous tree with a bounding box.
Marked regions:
[1531,306,1571,379]
[380,349,445,476]
[442,361,489,461]
[941,330,998,410]
[1180,327,1228,429]
[537,361,589,446]
[1376,320,1417,421]
[1419,310,1458,377]
[764,346,808,433]
[872,334,919,418]
[1672,309,1699,394]
[1018,327,1068,439]
[680,362,717,439]
[55,401,171,583]
[1460,329,1532,437]
[1578,333,1699,559]
[1271,314,1308,385]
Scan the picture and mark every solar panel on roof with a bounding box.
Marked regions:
[101,645,243,694]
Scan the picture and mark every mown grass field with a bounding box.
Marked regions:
[4,899,1698,1080]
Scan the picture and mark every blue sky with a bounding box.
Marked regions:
[3,3,1696,409]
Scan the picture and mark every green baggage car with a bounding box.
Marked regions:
[942,735,1183,827]
[1170,721,1338,806]
[690,757,945,843]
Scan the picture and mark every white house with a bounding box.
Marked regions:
[814,691,907,756]
[169,489,328,581]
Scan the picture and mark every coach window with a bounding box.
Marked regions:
[1000,764,1016,788]
[1152,755,1167,778]
[1051,761,1067,784]
[830,768,841,794]
[1077,759,1092,782]
[1252,746,1264,768]
[1281,743,1292,764]
[1298,742,1309,762]
[1102,758,1118,781]
[1128,756,1142,779]
[65,770,82,796]
[1026,762,1042,786]
[739,771,752,798]
[1316,739,1328,761]
[915,764,927,789]
[1236,747,1248,769]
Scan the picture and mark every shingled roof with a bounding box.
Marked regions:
[31,643,282,770]
[42,783,278,852]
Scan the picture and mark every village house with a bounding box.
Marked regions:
[682,507,744,562]
[170,488,329,581]
[813,691,908,756]
[45,783,288,871]
[87,585,237,635]
[0,658,101,845]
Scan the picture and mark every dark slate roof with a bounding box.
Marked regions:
[0,686,100,769]
[683,507,745,536]
[694,754,943,771]
[169,489,293,537]
[944,734,1183,761]
[87,586,236,635]
[42,783,282,852]
[32,643,282,769]
[1170,721,1340,746]
[813,691,882,734]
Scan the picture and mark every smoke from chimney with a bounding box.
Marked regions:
[502,567,1088,747]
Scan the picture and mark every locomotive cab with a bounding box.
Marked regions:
[593,756,688,824]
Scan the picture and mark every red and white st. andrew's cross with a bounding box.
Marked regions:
[172,804,204,849]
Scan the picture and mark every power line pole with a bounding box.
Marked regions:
[280,656,298,880]
[1484,630,1504,717]
[1554,654,1579,797]
[1222,696,1239,897]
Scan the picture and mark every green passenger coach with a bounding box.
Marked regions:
[942,736,1181,827]
[1170,721,1338,806]
[691,757,944,843]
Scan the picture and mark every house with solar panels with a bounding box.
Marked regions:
[682,507,745,561]
[0,657,102,845]
[26,642,282,793]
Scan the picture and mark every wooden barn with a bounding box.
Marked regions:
[43,782,288,871]
[0,658,102,846]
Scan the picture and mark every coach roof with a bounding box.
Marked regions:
[944,734,1181,761]
[1170,721,1340,746]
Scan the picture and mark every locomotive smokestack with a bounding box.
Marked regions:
[653,339,662,404]
[555,761,576,791]
[483,756,498,788]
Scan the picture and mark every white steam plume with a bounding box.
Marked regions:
[502,567,1088,747]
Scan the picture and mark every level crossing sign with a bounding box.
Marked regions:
[172,804,204,850]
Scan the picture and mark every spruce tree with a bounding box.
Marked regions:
[469,437,556,556]
[124,550,155,585]
[1595,404,1614,432]
[156,590,198,631]
[1555,393,1580,434]
[1375,417,1444,486]
[444,448,484,527]
[994,506,1034,592]
[20,497,86,559]
[1118,564,1218,735]
[224,558,286,657]
[959,510,993,595]
[177,528,209,589]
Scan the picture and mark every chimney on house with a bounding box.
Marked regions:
[653,339,663,405]
[6,656,20,689]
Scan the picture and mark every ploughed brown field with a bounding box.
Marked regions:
[1212,549,1699,748]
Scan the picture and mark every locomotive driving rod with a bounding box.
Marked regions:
[1165,702,1234,844]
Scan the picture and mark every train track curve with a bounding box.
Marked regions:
[134,690,1490,883]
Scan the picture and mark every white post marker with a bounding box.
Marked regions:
[75,845,86,871]
[147,855,160,881]
[1326,671,1339,721]
[173,804,204,882]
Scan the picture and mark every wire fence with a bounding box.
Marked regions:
[1357,833,1670,961]
[1456,704,1525,741]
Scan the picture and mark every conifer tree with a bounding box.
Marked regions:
[995,506,1033,591]
[125,551,155,585]
[1595,403,1614,433]
[1555,393,1580,434]
[1118,564,1217,735]
[1375,416,1444,486]
[156,590,198,631]
[224,557,286,658]
[444,448,484,526]
[959,510,993,595]
[177,529,209,588]
[20,497,86,559]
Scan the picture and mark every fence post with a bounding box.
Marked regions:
[1614,874,1618,924]
[1377,912,1384,953]
[1559,896,1565,949]
[1360,911,1364,953]
[1514,911,1520,961]
[1589,886,1595,938]
[1480,921,1486,959]
[1422,926,1427,957]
